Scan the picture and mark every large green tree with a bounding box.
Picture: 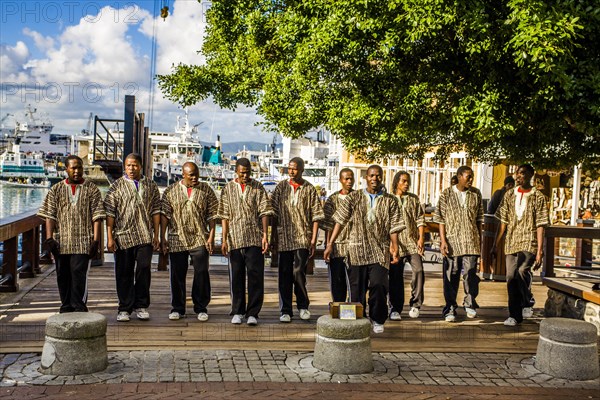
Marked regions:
[158,0,600,168]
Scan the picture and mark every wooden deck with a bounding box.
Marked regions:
[0,258,551,354]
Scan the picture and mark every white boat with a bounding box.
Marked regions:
[0,144,61,184]
[0,178,51,188]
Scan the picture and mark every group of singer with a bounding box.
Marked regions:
[38,153,548,333]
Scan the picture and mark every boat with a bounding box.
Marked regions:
[0,144,61,184]
[0,178,51,188]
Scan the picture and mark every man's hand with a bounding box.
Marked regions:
[261,235,269,254]
[107,238,116,253]
[221,241,228,256]
[309,240,316,258]
[440,240,449,257]
[417,237,425,256]
[534,250,544,271]
[152,236,160,252]
[390,243,399,264]
[206,240,214,255]
[44,238,60,256]
[160,239,169,255]
[88,240,99,258]
[324,243,333,262]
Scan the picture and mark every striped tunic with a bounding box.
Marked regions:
[495,187,549,255]
[38,180,105,255]
[272,180,325,252]
[104,176,161,250]
[395,193,426,257]
[218,179,273,251]
[332,190,405,269]
[321,191,352,259]
[161,181,219,252]
[434,186,484,257]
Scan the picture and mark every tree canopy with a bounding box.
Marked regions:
[158,0,600,169]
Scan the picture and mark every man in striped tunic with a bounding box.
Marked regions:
[493,164,549,326]
[38,155,105,313]
[271,157,324,323]
[325,165,403,333]
[219,158,273,325]
[434,165,484,322]
[161,162,219,322]
[389,171,426,321]
[321,168,355,302]
[104,153,161,322]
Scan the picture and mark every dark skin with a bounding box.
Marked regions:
[324,166,399,263]
[271,161,319,258]
[45,158,101,257]
[160,162,215,255]
[491,167,544,269]
[107,156,161,253]
[439,168,481,257]
[221,164,269,256]
[395,173,425,256]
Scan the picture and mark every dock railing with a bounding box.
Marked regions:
[0,211,45,292]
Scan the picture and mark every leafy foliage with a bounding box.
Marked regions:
[158,0,600,168]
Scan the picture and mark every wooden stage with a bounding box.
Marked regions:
[0,258,551,354]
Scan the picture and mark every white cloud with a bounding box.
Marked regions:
[0,41,31,82]
[23,28,55,51]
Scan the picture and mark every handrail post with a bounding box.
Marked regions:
[20,227,38,278]
[0,237,19,292]
[543,233,555,278]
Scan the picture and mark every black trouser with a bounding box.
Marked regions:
[229,246,264,318]
[389,253,425,314]
[506,251,536,323]
[56,254,90,313]
[348,263,389,324]
[278,249,310,316]
[329,257,349,302]
[115,244,152,313]
[442,255,480,316]
[170,246,211,315]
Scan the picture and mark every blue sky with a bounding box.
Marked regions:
[0,0,268,144]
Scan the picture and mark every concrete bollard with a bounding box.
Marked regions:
[535,317,599,380]
[40,312,108,375]
[313,315,373,374]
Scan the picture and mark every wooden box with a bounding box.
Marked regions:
[329,302,364,319]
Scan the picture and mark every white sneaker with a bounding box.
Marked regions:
[247,316,258,326]
[373,322,384,334]
[168,312,182,321]
[504,317,518,326]
[279,314,291,323]
[299,309,311,320]
[465,307,477,319]
[197,312,209,322]
[389,311,402,321]
[117,311,130,322]
[135,308,150,320]
[522,307,533,318]
[444,313,456,322]
[408,307,420,318]
[231,314,243,324]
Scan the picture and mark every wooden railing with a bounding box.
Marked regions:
[542,223,600,305]
[0,211,45,292]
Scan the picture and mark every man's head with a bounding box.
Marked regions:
[516,164,535,187]
[451,175,458,186]
[65,155,84,183]
[182,162,199,187]
[235,157,252,184]
[392,171,411,195]
[456,166,474,190]
[288,157,305,182]
[503,176,515,190]
[124,153,143,180]
[338,168,354,193]
[366,165,383,193]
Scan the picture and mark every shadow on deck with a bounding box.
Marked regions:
[0,259,550,354]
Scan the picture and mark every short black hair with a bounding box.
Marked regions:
[339,168,353,178]
[65,155,83,166]
[367,164,383,175]
[392,170,410,193]
[456,165,473,177]
[289,157,305,170]
[124,153,143,165]
[504,176,515,186]
[235,157,251,170]
[451,175,458,185]
[518,164,535,176]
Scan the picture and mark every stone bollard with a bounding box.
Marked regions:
[40,312,108,375]
[535,318,599,380]
[313,315,373,374]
